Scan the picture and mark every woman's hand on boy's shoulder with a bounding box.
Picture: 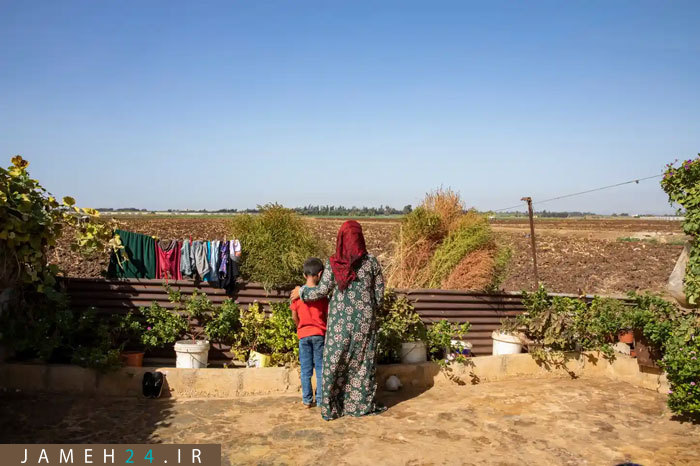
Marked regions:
[290,286,301,301]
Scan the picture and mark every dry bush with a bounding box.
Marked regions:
[422,187,465,233]
[442,247,497,290]
[386,188,510,290]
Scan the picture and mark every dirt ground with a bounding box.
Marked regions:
[54,216,685,296]
[1,377,698,465]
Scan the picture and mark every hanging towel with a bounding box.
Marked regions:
[107,229,157,279]
[180,240,193,277]
[156,240,182,280]
[191,241,210,279]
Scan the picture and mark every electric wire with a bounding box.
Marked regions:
[491,174,664,212]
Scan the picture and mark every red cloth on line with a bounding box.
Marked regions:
[329,220,367,291]
[155,240,182,280]
[291,298,328,339]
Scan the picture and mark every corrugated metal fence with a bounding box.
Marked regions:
[63,278,531,357]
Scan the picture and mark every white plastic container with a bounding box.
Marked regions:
[400,341,427,364]
[446,340,473,361]
[174,340,210,368]
[491,331,523,356]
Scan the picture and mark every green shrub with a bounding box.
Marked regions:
[572,296,627,358]
[426,213,494,288]
[661,155,700,305]
[625,292,682,353]
[230,204,326,290]
[0,156,123,369]
[204,300,241,346]
[140,302,187,350]
[266,302,299,365]
[661,315,700,416]
[426,320,472,360]
[232,301,299,366]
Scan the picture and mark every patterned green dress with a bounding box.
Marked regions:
[300,254,385,420]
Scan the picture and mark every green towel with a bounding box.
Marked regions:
[107,229,157,279]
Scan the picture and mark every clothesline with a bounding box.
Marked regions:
[107,229,242,292]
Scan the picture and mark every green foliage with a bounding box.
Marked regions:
[113,311,147,350]
[232,301,299,365]
[625,292,683,352]
[0,155,121,289]
[230,204,326,290]
[0,155,124,371]
[516,286,626,360]
[426,320,472,360]
[661,155,700,305]
[377,291,428,363]
[427,213,493,288]
[661,315,700,416]
[204,299,241,346]
[139,302,187,350]
[266,302,299,365]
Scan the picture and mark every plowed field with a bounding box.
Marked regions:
[54,216,685,296]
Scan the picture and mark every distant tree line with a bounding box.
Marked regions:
[293,205,413,216]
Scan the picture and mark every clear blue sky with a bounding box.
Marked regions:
[1,1,698,214]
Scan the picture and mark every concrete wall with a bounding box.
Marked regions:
[0,353,668,399]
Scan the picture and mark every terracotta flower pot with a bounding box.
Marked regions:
[121,350,145,367]
[618,330,634,344]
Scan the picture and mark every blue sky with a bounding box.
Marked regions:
[1,1,698,214]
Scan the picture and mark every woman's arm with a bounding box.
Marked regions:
[300,261,335,301]
[371,256,385,310]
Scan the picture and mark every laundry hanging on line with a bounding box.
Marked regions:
[107,229,242,289]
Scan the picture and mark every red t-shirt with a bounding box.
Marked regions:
[291,298,329,339]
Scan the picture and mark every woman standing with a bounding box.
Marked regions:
[291,220,385,420]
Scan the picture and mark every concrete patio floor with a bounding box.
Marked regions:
[1,377,698,465]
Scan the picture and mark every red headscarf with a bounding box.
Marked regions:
[330,220,368,291]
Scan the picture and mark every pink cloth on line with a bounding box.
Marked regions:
[156,240,182,280]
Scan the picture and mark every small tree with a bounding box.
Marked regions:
[230,204,326,290]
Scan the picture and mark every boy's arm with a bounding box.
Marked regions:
[300,262,335,302]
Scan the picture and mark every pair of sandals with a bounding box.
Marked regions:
[142,371,164,398]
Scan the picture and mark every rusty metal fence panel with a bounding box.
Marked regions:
[62,278,531,357]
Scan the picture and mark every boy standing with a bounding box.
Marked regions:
[291,258,328,408]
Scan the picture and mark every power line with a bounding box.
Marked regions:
[491,173,664,212]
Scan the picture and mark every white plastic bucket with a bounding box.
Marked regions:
[491,331,523,356]
[400,341,427,364]
[174,340,210,368]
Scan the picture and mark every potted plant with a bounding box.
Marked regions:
[625,292,681,369]
[166,287,215,369]
[114,311,149,367]
[140,301,187,364]
[377,292,428,364]
[427,320,472,362]
[493,317,525,355]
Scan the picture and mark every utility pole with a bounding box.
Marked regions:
[521,196,539,288]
